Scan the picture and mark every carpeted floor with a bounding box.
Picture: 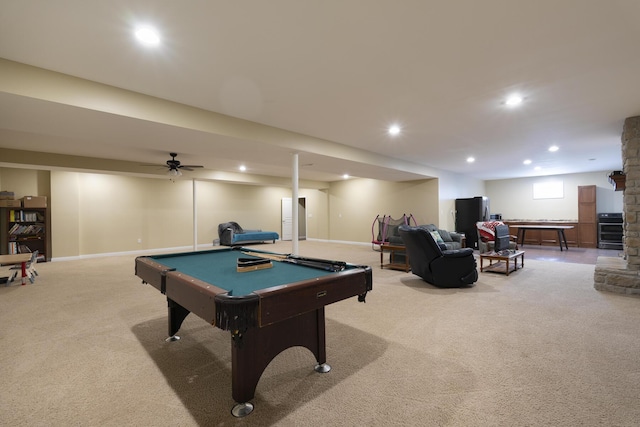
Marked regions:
[1,241,639,426]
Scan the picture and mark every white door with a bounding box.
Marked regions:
[281,198,293,241]
[281,198,306,241]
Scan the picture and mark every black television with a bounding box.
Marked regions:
[493,224,511,253]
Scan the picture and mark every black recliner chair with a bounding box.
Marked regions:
[399,225,478,288]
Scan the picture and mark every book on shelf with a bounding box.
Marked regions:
[8,223,44,236]
[7,210,45,223]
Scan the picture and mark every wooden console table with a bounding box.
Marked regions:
[380,244,410,272]
[511,225,574,251]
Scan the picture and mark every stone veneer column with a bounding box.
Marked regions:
[622,116,640,269]
[594,116,640,294]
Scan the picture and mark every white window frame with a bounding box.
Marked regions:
[533,181,564,199]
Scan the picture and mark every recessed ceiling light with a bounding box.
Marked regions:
[505,94,523,107]
[466,157,475,163]
[343,174,350,179]
[388,124,401,136]
[548,145,559,152]
[534,166,542,171]
[523,159,532,165]
[239,165,246,172]
[135,26,161,46]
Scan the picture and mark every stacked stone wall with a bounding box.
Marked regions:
[622,116,640,269]
[595,115,640,295]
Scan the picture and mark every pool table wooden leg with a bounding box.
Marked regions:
[166,298,190,340]
[230,308,328,416]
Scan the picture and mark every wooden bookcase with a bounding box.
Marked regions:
[0,207,50,261]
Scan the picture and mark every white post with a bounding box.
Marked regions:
[193,179,197,251]
[292,153,299,255]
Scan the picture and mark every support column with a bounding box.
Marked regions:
[292,153,299,255]
[594,116,640,295]
[193,179,198,251]
[622,116,640,269]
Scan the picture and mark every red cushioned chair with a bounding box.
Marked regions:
[476,221,518,253]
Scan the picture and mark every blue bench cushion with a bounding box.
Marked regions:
[218,221,279,246]
[232,231,279,244]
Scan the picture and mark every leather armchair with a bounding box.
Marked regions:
[419,224,465,250]
[399,225,478,288]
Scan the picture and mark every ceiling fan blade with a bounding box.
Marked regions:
[180,165,204,168]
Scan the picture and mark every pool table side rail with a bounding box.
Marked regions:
[253,266,372,327]
[135,256,174,293]
[136,256,229,325]
[165,271,229,326]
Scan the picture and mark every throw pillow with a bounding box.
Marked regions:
[476,221,504,242]
[438,229,452,242]
[430,230,445,245]
[429,230,448,250]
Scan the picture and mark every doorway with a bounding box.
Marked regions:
[281,198,306,241]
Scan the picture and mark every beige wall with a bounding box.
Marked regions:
[485,171,623,220]
[4,165,621,259]
[328,178,439,243]
[52,172,196,257]
[50,172,80,257]
[46,170,331,257]
[437,171,486,231]
[0,167,50,199]
[195,180,330,243]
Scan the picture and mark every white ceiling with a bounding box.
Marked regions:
[1,1,638,183]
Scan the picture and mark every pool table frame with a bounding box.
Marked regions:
[135,248,372,417]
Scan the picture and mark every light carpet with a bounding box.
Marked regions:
[1,241,639,426]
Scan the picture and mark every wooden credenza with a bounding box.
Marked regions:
[504,221,579,248]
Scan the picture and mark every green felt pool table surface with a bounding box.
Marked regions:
[148,248,338,296]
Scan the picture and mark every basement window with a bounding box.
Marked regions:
[533,181,564,199]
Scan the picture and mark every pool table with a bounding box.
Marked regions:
[135,247,372,417]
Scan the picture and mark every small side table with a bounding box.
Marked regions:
[479,250,525,276]
[380,244,410,272]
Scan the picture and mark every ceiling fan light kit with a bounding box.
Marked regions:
[141,152,204,180]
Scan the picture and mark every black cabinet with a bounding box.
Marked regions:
[455,196,489,250]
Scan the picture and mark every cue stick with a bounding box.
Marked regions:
[237,262,273,272]
[240,251,346,272]
[240,251,288,261]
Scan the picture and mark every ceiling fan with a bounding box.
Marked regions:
[146,152,204,177]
